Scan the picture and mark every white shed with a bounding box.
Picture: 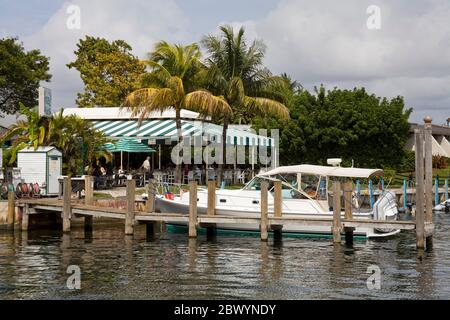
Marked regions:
[17,147,63,195]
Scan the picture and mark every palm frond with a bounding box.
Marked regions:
[244,96,290,120]
[185,90,232,117]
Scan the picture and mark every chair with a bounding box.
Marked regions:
[236,170,246,185]
[167,171,175,184]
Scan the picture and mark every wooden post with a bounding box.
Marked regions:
[84,175,94,232]
[206,180,217,238]
[332,180,342,243]
[62,177,72,233]
[260,181,269,241]
[7,191,15,230]
[415,128,425,249]
[146,180,155,213]
[343,180,354,245]
[189,181,198,238]
[125,179,136,235]
[21,204,29,231]
[85,175,94,206]
[424,116,433,223]
[207,181,216,216]
[272,180,283,240]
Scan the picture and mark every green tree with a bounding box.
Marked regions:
[0,104,110,175]
[0,37,51,115]
[0,103,50,163]
[67,36,145,108]
[123,41,232,182]
[256,86,412,169]
[47,111,111,175]
[201,25,289,183]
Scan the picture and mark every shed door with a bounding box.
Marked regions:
[48,156,61,194]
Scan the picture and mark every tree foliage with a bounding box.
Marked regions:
[0,37,51,115]
[0,104,110,176]
[67,36,145,108]
[123,41,232,181]
[254,86,412,169]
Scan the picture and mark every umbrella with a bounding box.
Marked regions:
[103,138,156,170]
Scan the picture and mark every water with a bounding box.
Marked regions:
[0,213,449,300]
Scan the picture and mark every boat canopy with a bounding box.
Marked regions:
[259,164,383,178]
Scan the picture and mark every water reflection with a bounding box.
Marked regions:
[0,215,449,299]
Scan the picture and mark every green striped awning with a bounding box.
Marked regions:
[104,138,156,153]
[93,119,199,139]
[93,119,274,147]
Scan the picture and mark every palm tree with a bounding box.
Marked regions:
[47,111,111,175]
[122,41,232,182]
[0,103,50,164]
[201,25,290,184]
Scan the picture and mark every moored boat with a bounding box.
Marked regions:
[156,162,400,238]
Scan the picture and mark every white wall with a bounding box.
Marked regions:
[17,153,47,185]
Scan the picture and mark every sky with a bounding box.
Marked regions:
[1,0,449,124]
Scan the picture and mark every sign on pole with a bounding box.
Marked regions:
[38,87,52,117]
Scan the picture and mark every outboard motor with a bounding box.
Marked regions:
[445,201,450,214]
[372,191,398,233]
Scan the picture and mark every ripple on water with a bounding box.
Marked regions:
[1,215,450,299]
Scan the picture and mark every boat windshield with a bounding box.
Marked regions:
[244,176,309,199]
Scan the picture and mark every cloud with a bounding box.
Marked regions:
[23,0,191,110]
[233,0,450,122]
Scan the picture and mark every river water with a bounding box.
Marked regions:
[0,212,449,300]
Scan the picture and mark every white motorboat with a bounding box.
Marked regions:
[156,163,400,238]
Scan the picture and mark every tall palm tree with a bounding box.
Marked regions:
[201,25,290,184]
[122,41,232,182]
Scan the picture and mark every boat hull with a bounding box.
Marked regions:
[156,196,400,239]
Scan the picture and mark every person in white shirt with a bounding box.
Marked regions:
[141,156,151,180]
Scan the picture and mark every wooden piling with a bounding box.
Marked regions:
[332,181,342,243]
[206,181,217,237]
[146,180,155,213]
[343,180,354,245]
[272,180,283,240]
[207,181,216,216]
[7,191,15,230]
[21,204,29,231]
[84,176,94,232]
[62,177,72,233]
[424,117,433,223]
[85,175,94,206]
[125,179,136,235]
[415,128,425,249]
[424,116,434,248]
[260,181,269,241]
[188,181,198,238]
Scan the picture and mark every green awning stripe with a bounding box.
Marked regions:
[137,121,167,137]
[95,121,118,131]
[124,120,162,137]
[103,120,137,136]
[163,122,195,137]
[109,120,140,136]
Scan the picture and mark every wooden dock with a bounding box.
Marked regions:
[3,118,437,250]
